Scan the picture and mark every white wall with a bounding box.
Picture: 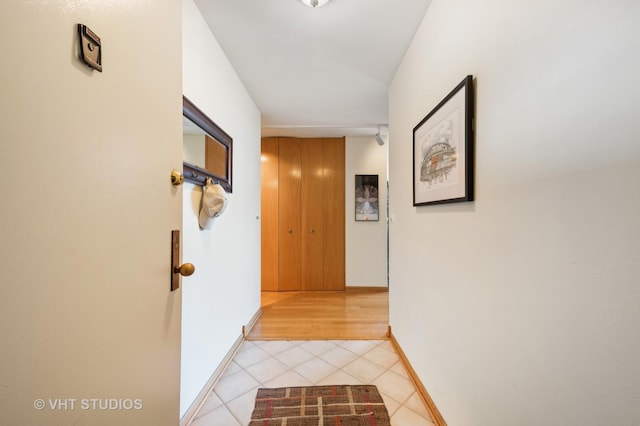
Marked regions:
[180,0,262,417]
[345,136,388,287]
[388,1,640,425]
[0,1,183,425]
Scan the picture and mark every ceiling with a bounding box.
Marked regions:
[193,0,432,138]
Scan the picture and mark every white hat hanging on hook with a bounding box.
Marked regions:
[199,178,228,229]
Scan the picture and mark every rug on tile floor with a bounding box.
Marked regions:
[248,385,391,426]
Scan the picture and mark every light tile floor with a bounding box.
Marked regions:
[190,339,434,426]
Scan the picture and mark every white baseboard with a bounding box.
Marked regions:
[243,308,263,337]
[388,326,447,426]
[180,307,262,426]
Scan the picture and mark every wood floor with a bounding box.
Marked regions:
[246,289,389,340]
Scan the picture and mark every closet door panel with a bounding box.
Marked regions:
[322,137,346,290]
[278,139,302,291]
[261,136,346,292]
[261,138,279,291]
[301,138,324,290]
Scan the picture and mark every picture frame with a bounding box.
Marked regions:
[355,174,379,221]
[413,75,474,206]
[183,96,233,192]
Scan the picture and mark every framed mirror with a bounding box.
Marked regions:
[183,96,233,192]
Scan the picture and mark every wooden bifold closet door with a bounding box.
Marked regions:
[261,137,345,291]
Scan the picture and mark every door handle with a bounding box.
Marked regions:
[171,230,195,291]
[309,228,315,233]
[175,263,195,276]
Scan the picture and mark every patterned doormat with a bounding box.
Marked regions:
[248,385,391,425]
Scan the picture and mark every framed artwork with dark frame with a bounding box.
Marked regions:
[355,174,379,221]
[413,75,474,206]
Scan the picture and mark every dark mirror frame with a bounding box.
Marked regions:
[183,96,233,193]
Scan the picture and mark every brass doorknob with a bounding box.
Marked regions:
[175,263,195,276]
[171,169,184,186]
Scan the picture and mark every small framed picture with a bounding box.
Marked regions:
[355,175,379,221]
[413,75,475,206]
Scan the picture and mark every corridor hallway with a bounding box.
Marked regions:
[186,290,436,425]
